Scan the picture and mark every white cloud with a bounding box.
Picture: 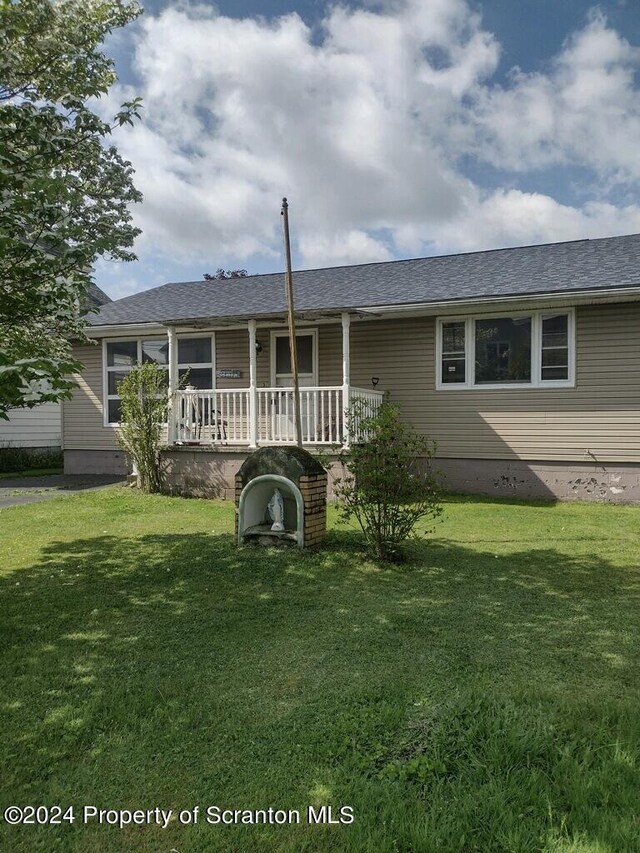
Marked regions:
[104,1,640,290]
[472,11,640,178]
[429,189,640,252]
[298,229,392,269]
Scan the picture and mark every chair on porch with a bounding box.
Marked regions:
[179,394,227,441]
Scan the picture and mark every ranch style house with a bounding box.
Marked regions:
[63,232,640,502]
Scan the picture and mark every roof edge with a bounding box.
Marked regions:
[86,282,640,333]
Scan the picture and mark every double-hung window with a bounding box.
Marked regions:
[436,310,574,390]
[177,336,215,389]
[441,321,466,384]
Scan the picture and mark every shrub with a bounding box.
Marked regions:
[335,401,442,561]
[0,445,63,473]
[116,363,168,493]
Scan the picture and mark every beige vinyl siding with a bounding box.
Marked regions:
[0,403,61,448]
[215,329,251,388]
[64,302,640,462]
[318,325,342,386]
[64,343,117,450]
[64,338,170,451]
[215,325,343,387]
[350,303,640,463]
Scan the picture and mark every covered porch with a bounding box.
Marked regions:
[166,313,383,449]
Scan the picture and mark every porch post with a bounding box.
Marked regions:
[167,326,178,443]
[341,312,351,448]
[248,319,258,448]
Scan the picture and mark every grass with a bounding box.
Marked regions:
[1,488,639,852]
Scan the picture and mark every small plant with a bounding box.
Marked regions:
[0,445,63,473]
[116,363,168,493]
[335,401,442,561]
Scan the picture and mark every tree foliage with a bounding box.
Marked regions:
[116,362,168,494]
[335,401,443,562]
[203,268,249,280]
[0,0,142,418]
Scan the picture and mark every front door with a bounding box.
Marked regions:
[271,331,318,440]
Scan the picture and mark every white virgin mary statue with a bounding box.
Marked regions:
[267,488,285,532]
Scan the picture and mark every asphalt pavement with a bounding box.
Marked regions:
[0,474,125,509]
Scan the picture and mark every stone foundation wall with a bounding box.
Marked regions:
[64,449,128,476]
[164,447,249,500]
[437,458,640,503]
[65,446,640,504]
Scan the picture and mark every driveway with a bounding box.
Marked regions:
[0,474,125,509]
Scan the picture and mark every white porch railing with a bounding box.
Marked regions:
[258,386,345,445]
[171,386,383,447]
[173,389,250,444]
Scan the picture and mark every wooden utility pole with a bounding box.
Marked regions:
[281,197,303,448]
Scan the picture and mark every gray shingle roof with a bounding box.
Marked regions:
[87,282,111,307]
[90,233,640,327]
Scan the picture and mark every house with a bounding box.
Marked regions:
[1,283,112,454]
[64,233,640,502]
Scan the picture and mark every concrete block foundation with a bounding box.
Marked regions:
[64,449,128,476]
[64,447,640,504]
[437,458,640,503]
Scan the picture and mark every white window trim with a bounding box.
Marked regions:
[270,328,319,386]
[103,337,143,428]
[435,308,575,391]
[103,333,215,427]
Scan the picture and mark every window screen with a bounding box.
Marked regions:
[541,314,569,381]
[275,335,313,375]
[441,321,466,384]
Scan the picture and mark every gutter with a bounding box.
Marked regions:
[354,284,640,315]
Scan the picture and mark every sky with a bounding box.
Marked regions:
[95,0,640,299]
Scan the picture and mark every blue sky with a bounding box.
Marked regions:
[97,0,640,298]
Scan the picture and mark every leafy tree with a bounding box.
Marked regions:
[0,0,143,419]
[203,268,249,280]
[116,362,168,493]
[335,401,443,562]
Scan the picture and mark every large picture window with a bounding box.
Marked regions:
[475,316,532,384]
[103,335,214,425]
[436,310,574,390]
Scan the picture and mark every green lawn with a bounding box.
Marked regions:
[1,489,639,852]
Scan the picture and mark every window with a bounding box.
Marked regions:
[104,335,214,424]
[271,330,318,387]
[105,339,143,424]
[178,336,214,390]
[541,314,569,381]
[475,316,531,384]
[436,310,574,390]
[441,321,466,384]
[275,334,313,376]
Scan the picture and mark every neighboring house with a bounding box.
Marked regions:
[64,234,640,502]
[0,283,111,453]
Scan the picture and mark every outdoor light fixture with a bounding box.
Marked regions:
[255,339,263,354]
[371,376,380,388]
